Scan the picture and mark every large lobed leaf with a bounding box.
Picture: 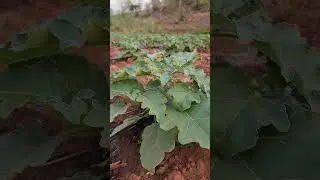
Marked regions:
[110,79,143,101]
[0,6,108,66]
[83,99,108,128]
[0,121,60,179]
[167,83,201,111]
[213,110,320,179]
[211,66,291,156]
[160,96,210,149]
[140,123,178,170]
[136,90,167,122]
[0,55,108,134]
[214,0,320,114]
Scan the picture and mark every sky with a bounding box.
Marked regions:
[110,0,124,13]
[110,0,156,14]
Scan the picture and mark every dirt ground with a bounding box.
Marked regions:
[262,0,320,47]
[0,0,75,43]
[153,9,210,32]
[110,126,210,180]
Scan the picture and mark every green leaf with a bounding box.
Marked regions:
[213,111,320,179]
[99,127,109,148]
[221,98,290,156]
[111,69,129,83]
[25,28,57,49]
[14,138,59,174]
[211,66,293,156]
[212,157,260,180]
[140,123,177,170]
[159,72,171,86]
[300,50,320,93]
[75,88,96,99]
[0,121,59,179]
[82,20,108,45]
[184,65,210,97]
[10,33,29,52]
[125,64,139,77]
[242,111,318,179]
[236,10,271,42]
[111,33,209,51]
[136,90,167,122]
[52,54,108,104]
[0,61,66,98]
[211,66,250,134]
[308,90,320,113]
[83,100,107,127]
[161,97,210,149]
[252,25,320,112]
[71,96,88,119]
[146,79,161,90]
[0,6,107,66]
[110,79,143,101]
[0,95,30,119]
[48,19,83,48]
[0,55,107,124]
[167,83,201,111]
[110,102,129,122]
[0,61,67,119]
[164,52,198,68]
[52,97,88,125]
[212,13,237,35]
[211,66,260,154]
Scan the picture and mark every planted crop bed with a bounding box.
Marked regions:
[109,33,210,180]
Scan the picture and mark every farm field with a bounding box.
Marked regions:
[0,0,211,179]
[109,33,210,180]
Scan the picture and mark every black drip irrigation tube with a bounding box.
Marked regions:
[109,115,155,170]
[110,115,155,142]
